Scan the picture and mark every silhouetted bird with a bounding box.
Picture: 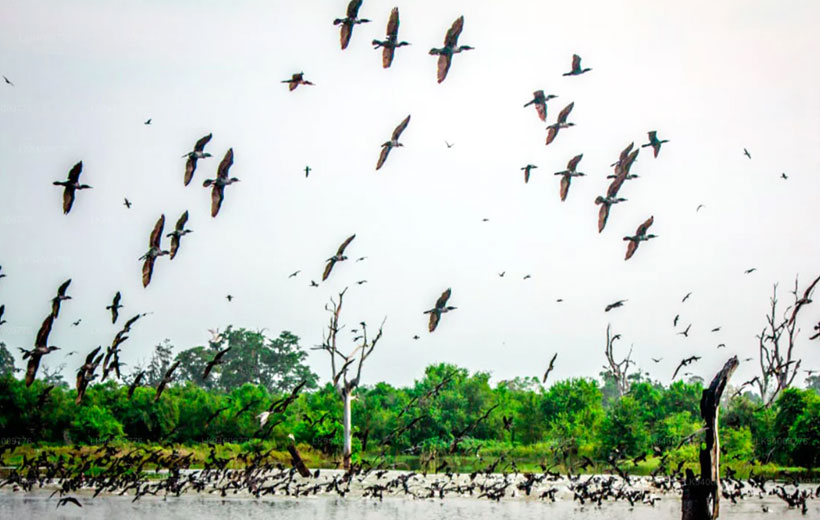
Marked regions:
[641,131,669,158]
[139,215,169,287]
[53,161,92,214]
[166,210,192,259]
[281,72,315,91]
[545,102,575,145]
[743,148,751,159]
[672,356,701,379]
[543,353,557,383]
[323,234,356,281]
[521,164,538,183]
[376,115,411,170]
[123,198,132,209]
[203,148,240,217]
[429,16,473,83]
[623,216,656,260]
[605,300,626,312]
[304,166,311,178]
[563,54,591,76]
[523,90,557,122]
[334,0,370,50]
[144,118,152,125]
[154,361,180,402]
[182,133,212,186]
[372,7,409,68]
[50,279,72,319]
[554,154,584,201]
[424,288,456,332]
[106,291,122,324]
[202,347,232,380]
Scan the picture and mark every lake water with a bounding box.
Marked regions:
[1,490,815,520]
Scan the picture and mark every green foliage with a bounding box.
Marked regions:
[0,343,16,377]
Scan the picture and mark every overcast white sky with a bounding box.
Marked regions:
[1,0,819,390]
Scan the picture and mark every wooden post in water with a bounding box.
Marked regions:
[681,356,738,520]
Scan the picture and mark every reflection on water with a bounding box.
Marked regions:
[0,491,816,520]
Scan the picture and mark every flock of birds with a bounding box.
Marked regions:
[0,441,817,514]
[2,0,820,514]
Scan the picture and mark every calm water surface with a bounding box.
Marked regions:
[1,490,815,520]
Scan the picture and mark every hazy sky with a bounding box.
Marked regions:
[1,0,819,390]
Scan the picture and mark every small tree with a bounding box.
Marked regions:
[755,276,818,406]
[144,340,175,386]
[602,324,634,398]
[314,288,385,469]
[0,343,16,376]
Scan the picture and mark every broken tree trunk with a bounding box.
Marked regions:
[681,356,739,520]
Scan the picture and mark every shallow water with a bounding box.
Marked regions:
[1,490,815,520]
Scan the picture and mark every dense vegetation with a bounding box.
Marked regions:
[2,328,819,474]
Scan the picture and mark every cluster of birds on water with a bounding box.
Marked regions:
[1,441,817,514]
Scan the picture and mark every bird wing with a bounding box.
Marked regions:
[545,126,558,146]
[625,239,639,260]
[557,102,574,123]
[435,288,452,309]
[652,143,660,158]
[184,156,197,186]
[382,46,395,68]
[534,100,547,122]
[597,203,610,233]
[322,259,336,281]
[216,148,234,180]
[36,314,54,347]
[672,361,685,380]
[386,7,399,38]
[346,0,362,18]
[392,115,411,140]
[142,256,156,287]
[194,133,212,152]
[169,235,180,260]
[336,234,356,255]
[58,279,72,297]
[636,216,654,236]
[567,154,583,171]
[647,131,657,142]
[67,161,83,183]
[175,210,189,231]
[62,186,75,214]
[571,54,581,71]
[376,145,391,170]
[437,54,452,83]
[340,22,353,50]
[428,310,441,333]
[444,16,464,47]
[211,185,225,217]
[149,215,165,248]
[560,175,570,201]
[25,355,42,386]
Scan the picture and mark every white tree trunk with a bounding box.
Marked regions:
[343,389,352,469]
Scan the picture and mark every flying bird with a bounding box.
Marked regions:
[596,148,636,232]
[605,300,627,312]
[3,75,13,86]
[0,305,5,327]
[334,0,370,50]
[523,274,531,280]
[554,153,585,201]
[226,295,234,302]
[545,102,575,145]
[139,215,170,287]
[563,54,591,76]
[376,115,411,170]
[743,148,751,159]
[166,210,193,259]
[202,346,232,380]
[672,356,701,379]
[56,497,82,508]
[127,371,145,400]
[789,274,820,325]
[543,353,557,384]
[203,148,239,217]
[744,268,757,274]
[623,216,656,260]
[106,291,123,324]
[182,133,213,186]
[523,90,557,122]
[72,319,81,326]
[53,161,92,214]
[674,314,680,327]
[281,72,315,91]
[424,288,456,332]
[304,166,311,178]
[677,324,692,337]
[288,270,301,278]
[123,198,132,209]
[310,280,319,287]
[50,279,72,319]
[154,361,180,402]
[372,7,409,68]
[498,271,505,277]
[682,292,692,303]
[780,172,788,180]
[651,357,663,363]
[144,118,152,125]
[641,131,669,158]
[23,314,59,386]
[696,204,705,212]
[711,327,722,333]
[520,164,538,183]
[429,16,474,83]
[322,234,356,281]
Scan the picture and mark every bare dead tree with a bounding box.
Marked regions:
[313,288,385,469]
[754,275,818,406]
[603,324,634,397]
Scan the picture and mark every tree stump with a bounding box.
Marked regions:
[681,356,738,520]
